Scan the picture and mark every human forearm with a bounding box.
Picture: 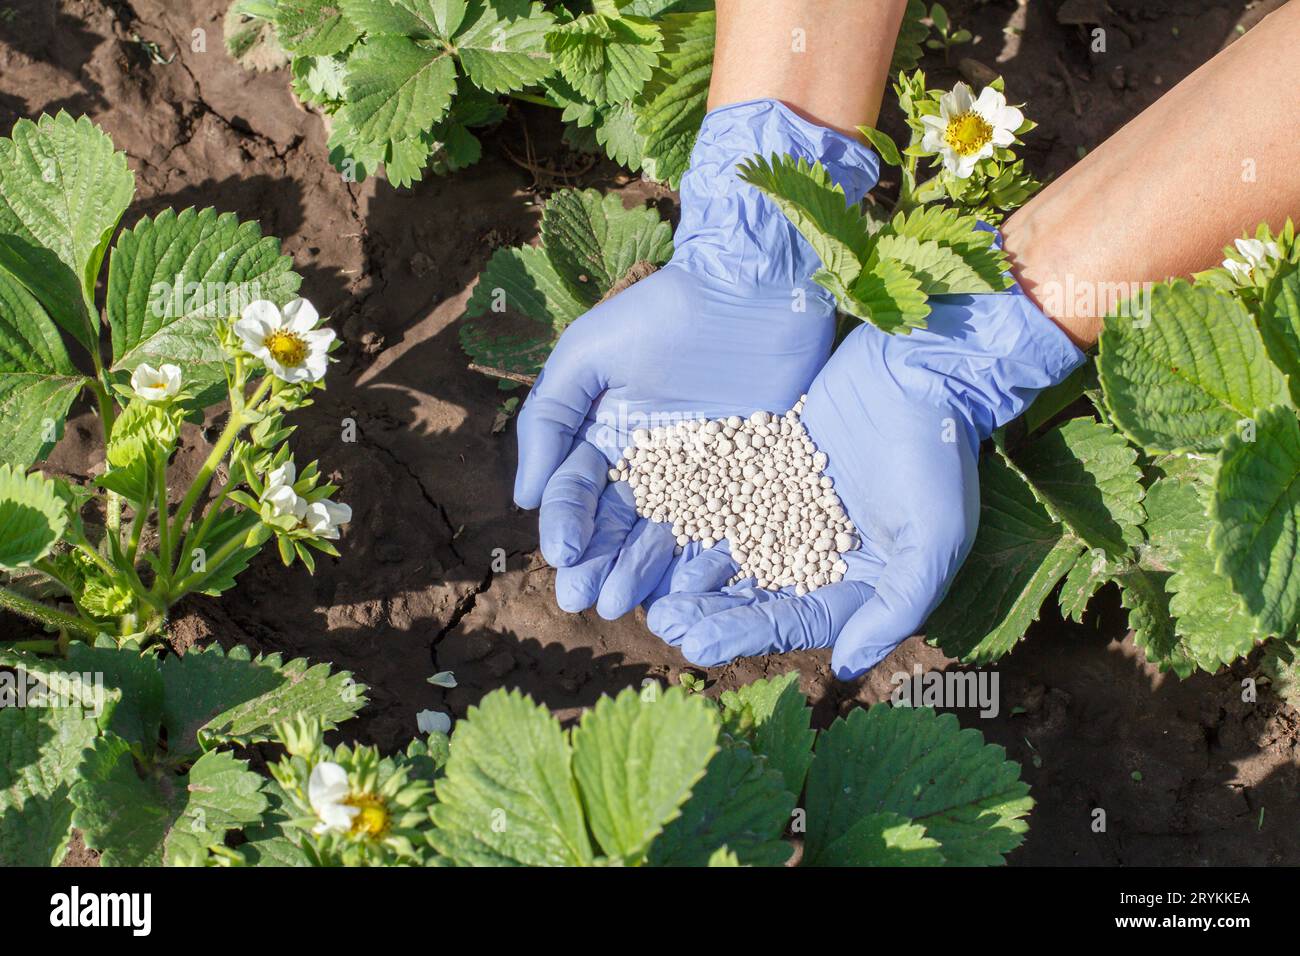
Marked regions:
[709,0,909,138]
[1002,0,1300,349]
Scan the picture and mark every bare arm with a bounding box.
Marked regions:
[709,0,910,139]
[1003,0,1300,349]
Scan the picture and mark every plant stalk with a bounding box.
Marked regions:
[0,585,100,639]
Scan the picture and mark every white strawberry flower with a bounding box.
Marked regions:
[305,499,352,540]
[234,298,334,383]
[920,82,1024,179]
[308,761,358,834]
[263,461,307,521]
[417,709,453,735]
[1222,237,1281,284]
[130,363,182,402]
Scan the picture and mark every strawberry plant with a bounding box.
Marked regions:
[226,1,935,188]
[460,186,672,386]
[926,221,1300,677]
[736,71,1038,334]
[238,673,1031,866]
[0,112,348,648]
[0,642,364,866]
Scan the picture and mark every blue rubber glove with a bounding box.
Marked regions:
[512,99,879,619]
[646,282,1086,679]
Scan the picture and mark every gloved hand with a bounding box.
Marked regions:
[513,99,878,618]
[646,282,1085,679]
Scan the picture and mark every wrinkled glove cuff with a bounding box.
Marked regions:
[673,98,879,289]
[928,288,1087,440]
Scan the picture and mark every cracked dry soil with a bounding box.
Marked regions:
[1,0,1297,866]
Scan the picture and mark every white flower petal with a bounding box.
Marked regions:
[996,104,1024,132]
[242,299,284,329]
[946,82,975,115]
[282,297,321,333]
[973,86,1006,117]
[416,709,453,735]
[233,317,270,352]
[309,761,351,811]
[266,461,297,490]
[428,671,458,689]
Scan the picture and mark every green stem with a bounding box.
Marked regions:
[126,492,150,565]
[154,451,172,587]
[12,639,58,654]
[72,536,116,579]
[169,532,247,601]
[0,585,100,639]
[87,371,116,439]
[509,91,558,108]
[168,377,271,562]
[180,477,234,566]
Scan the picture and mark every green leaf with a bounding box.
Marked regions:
[804,706,1031,866]
[225,1,291,72]
[344,35,458,143]
[846,255,930,334]
[1115,564,1181,672]
[72,741,268,866]
[106,206,301,388]
[0,703,99,865]
[735,153,871,288]
[820,810,946,866]
[1260,265,1300,404]
[634,10,714,187]
[0,112,135,348]
[1211,404,1300,637]
[883,205,1009,291]
[159,646,367,756]
[539,188,673,305]
[235,779,310,866]
[453,0,555,95]
[1140,472,1262,673]
[926,454,1083,662]
[547,13,663,106]
[571,686,718,863]
[1058,548,1112,623]
[274,0,361,55]
[1014,417,1146,557]
[429,688,593,865]
[891,0,932,73]
[860,126,902,167]
[647,741,794,867]
[0,464,68,569]
[1098,280,1290,453]
[718,670,814,798]
[64,641,164,745]
[338,0,442,37]
[0,329,81,467]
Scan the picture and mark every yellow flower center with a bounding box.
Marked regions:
[346,793,389,838]
[944,111,994,157]
[265,330,309,367]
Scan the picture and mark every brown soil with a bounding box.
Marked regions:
[2,0,1296,866]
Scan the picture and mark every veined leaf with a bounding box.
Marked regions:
[736,153,872,288]
[891,0,931,73]
[0,703,100,866]
[718,670,814,798]
[1261,265,1300,404]
[884,205,1009,291]
[0,112,135,349]
[338,0,443,37]
[647,740,794,867]
[72,741,268,866]
[926,453,1083,662]
[344,35,458,143]
[634,10,714,187]
[804,706,1031,866]
[846,254,929,333]
[225,1,291,71]
[1014,417,1146,558]
[0,265,83,468]
[1140,472,1262,674]
[1211,404,1300,637]
[274,0,360,55]
[160,644,368,758]
[1098,280,1290,453]
[0,465,68,568]
[547,13,663,106]
[453,0,555,95]
[106,206,300,389]
[539,188,672,305]
[429,689,593,865]
[571,686,718,863]
[1058,548,1113,623]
